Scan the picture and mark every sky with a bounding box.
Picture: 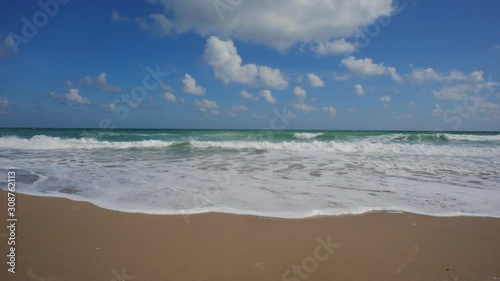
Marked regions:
[0,0,499,130]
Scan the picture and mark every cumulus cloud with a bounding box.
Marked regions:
[101,103,118,111]
[314,38,356,55]
[333,72,351,81]
[293,86,307,99]
[432,103,443,117]
[259,89,277,104]
[140,0,394,50]
[0,96,9,107]
[354,84,365,96]
[231,105,249,112]
[240,90,255,100]
[307,73,324,88]
[162,92,184,104]
[112,10,173,36]
[135,14,173,36]
[432,84,472,100]
[380,95,391,103]
[111,10,131,22]
[341,56,403,83]
[204,36,288,90]
[292,102,318,113]
[322,106,337,116]
[408,68,477,84]
[80,73,121,93]
[477,98,500,112]
[65,89,90,104]
[182,73,206,96]
[47,89,90,105]
[0,35,16,57]
[194,98,218,113]
[0,96,10,114]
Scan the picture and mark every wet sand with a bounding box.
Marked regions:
[1,190,500,281]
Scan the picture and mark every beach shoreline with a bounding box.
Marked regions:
[1,190,500,281]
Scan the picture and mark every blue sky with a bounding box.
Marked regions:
[0,0,499,130]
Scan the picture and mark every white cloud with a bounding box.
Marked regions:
[143,0,394,50]
[101,103,117,111]
[432,103,443,117]
[432,84,471,100]
[0,96,9,113]
[66,81,73,88]
[409,68,442,83]
[259,89,277,104]
[159,83,173,92]
[408,101,416,107]
[240,90,255,100]
[380,95,391,103]
[293,86,307,99]
[307,73,324,88]
[112,10,173,36]
[162,92,184,104]
[194,99,218,113]
[182,73,206,96]
[111,10,131,22]
[387,67,403,83]
[342,56,386,75]
[135,14,173,36]
[293,102,318,112]
[0,96,9,107]
[314,38,356,55]
[322,106,337,116]
[0,35,16,57]
[80,73,121,93]
[477,98,500,112]
[341,56,402,83]
[250,111,267,119]
[231,105,249,112]
[354,84,365,96]
[96,73,122,93]
[408,68,491,85]
[204,36,288,90]
[333,72,351,81]
[65,89,90,104]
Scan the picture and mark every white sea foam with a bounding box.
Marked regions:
[0,135,176,150]
[190,140,500,156]
[443,133,500,141]
[2,132,500,218]
[293,132,324,139]
[2,136,500,158]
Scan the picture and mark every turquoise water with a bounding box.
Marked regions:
[1,128,500,217]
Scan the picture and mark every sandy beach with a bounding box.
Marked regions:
[1,190,500,281]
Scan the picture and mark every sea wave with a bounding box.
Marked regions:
[0,135,177,150]
[293,132,324,139]
[2,135,500,157]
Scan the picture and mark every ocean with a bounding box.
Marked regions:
[1,128,499,218]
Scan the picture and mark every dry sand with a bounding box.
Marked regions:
[1,190,500,281]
